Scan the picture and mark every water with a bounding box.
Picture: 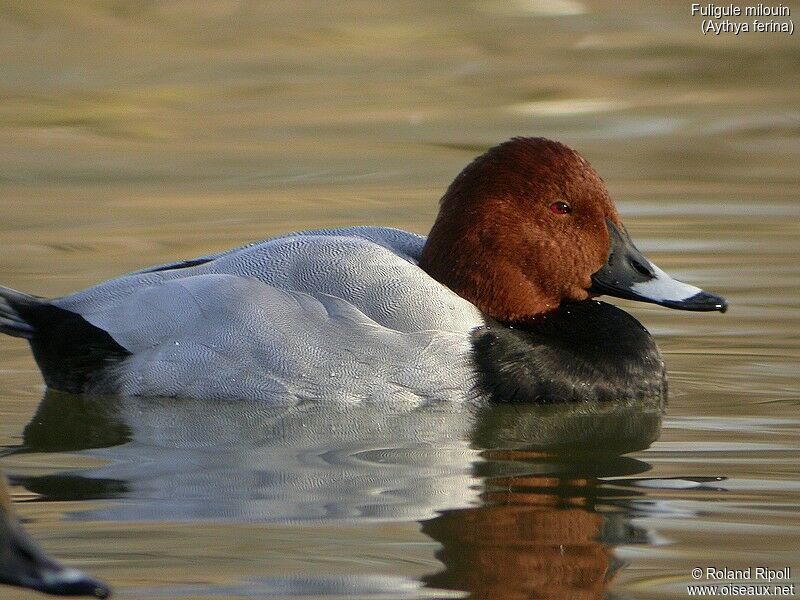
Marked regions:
[1,1,799,598]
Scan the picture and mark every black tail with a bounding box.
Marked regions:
[0,287,40,339]
[0,286,129,393]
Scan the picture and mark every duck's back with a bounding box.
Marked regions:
[50,227,484,402]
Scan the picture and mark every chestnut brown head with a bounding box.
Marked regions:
[419,137,726,321]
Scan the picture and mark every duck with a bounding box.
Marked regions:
[0,471,110,598]
[0,137,726,404]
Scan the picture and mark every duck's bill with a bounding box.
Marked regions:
[589,219,727,313]
[5,567,110,599]
[0,519,111,598]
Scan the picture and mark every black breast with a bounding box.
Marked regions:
[470,300,667,404]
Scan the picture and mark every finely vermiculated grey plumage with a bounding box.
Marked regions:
[51,227,484,402]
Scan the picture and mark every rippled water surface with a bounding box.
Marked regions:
[1,2,798,598]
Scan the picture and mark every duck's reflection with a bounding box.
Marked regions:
[421,454,650,600]
[12,390,664,598]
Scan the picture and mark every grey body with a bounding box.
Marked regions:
[51,227,484,402]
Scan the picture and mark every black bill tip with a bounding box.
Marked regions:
[19,567,112,598]
[660,291,728,313]
[52,576,111,599]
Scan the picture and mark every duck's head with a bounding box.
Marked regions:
[419,137,727,322]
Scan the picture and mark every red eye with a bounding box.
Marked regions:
[549,201,571,215]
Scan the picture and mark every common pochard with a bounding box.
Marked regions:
[0,137,726,404]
